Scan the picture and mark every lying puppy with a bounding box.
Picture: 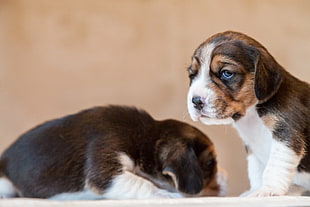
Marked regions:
[0,105,226,200]
[186,31,310,196]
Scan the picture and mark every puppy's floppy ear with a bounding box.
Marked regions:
[162,144,203,195]
[253,48,283,102]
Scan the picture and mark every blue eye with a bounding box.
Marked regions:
[220,70,234,80]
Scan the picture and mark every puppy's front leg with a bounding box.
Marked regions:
[248,140,302,197]
[240,154,264,197]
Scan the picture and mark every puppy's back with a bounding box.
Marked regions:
[0,106,155,198]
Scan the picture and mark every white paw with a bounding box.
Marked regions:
[247,187,286,197]
[240,190,252,197]
[0,178,17,198]
[1,193,15,199]
[1,195,9,199]
[216,166,228,196]
[154,189,183,199]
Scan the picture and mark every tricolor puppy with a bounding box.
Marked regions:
[0,105,226,200]
[187,31,310,197]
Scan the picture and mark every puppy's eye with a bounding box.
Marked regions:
[188,56,200,80]
[205,159,215,168]
[220,70,235,80]
[188,67,198,80]
[189,70,198,79]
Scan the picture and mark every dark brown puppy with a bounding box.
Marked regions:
[187,31,310,196]
[0,105,226,200]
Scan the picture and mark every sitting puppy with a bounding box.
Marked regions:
[186,31,310,197]
[0,105,226,200]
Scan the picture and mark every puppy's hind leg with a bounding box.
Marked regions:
[87,171,183,199]
[0,177,17,198]
[106,171,183,199]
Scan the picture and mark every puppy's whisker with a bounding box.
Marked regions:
[182,111,196,123]
[181,111,191,121]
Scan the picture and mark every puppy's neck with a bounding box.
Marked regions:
[232,104,272,159]
[232,104,258,128]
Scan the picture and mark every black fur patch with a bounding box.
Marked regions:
[257,74,310,171]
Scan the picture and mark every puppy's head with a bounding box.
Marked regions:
[157,120,226,196]
[187,31,283,125]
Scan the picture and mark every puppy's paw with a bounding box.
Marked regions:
[247,186,285,197]
[0,178,16,199]
[240,190,252,197]
[216,166,228,196]
[0,194,13,199]
[199,166,228,197]
[155,189,183,199]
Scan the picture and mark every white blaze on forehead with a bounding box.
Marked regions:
[199,43,216,72]
[189,42,216,93]
[187,43,216,121]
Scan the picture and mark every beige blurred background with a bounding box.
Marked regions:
[0,0,309,196]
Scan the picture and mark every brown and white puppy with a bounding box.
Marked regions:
[0,105,226,200]
[187,31,310,197]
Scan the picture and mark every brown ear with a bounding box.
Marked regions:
[162,145,203,195]
[254,49,283,102]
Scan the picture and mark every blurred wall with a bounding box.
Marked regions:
[0,0,310,196]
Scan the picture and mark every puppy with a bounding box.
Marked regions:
[0,105,226,200]
[186,31,310,197]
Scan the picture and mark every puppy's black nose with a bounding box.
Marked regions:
[192,96,204,110]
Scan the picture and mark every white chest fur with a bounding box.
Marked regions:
[233,105,272,165]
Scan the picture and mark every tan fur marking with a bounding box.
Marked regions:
[189,57,201,75]
[199,177,220,196]
[261,114,279,130]
[235,73,256,108]
[85,179,102,195]
[207,55,256,118]
[210,55,240,74]
[203,53,257,119]
[199,145,216,159]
